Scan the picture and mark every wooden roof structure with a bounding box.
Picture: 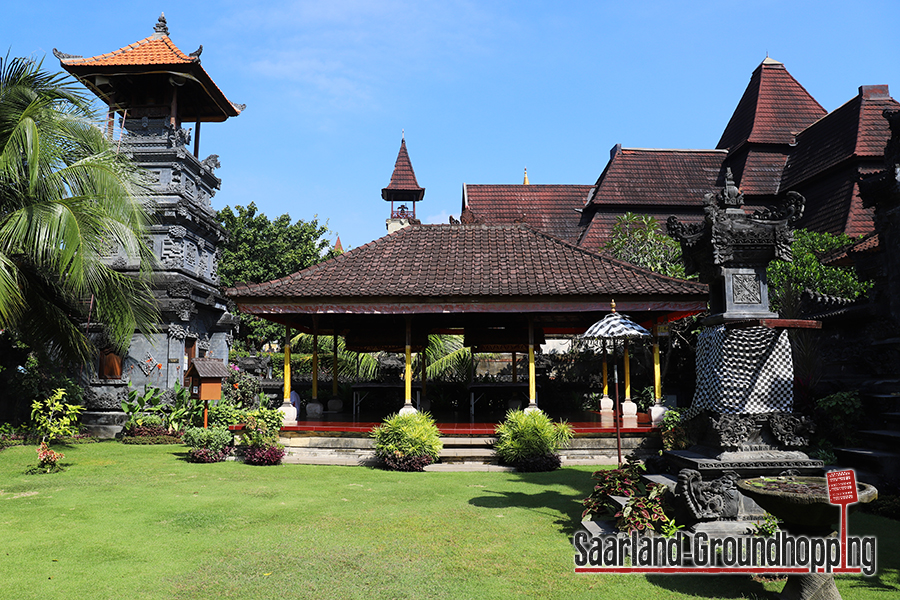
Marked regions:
[225,223,707,351]
[54,13,243,123]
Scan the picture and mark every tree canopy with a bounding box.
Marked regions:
[602,213,689,279]
[217,202,337,350]
[767,229,873,318]
[0,55,157,364]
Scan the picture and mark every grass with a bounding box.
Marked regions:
[0,442,897,600]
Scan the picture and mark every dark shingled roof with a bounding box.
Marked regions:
[717,58,825,150]
[462,184,594,244]
[783,85,899,236]
[226,224,707,301]
[187,358,231,379]
[587,147,727,209]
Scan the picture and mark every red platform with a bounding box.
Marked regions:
[232,419,657,436]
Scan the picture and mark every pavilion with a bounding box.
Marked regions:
[225,222,707,420]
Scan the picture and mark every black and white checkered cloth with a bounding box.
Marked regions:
[685,325,793,418]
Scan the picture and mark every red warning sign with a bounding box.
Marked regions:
[827,469,859,505]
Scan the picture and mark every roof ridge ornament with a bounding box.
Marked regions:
[154,13,169,37]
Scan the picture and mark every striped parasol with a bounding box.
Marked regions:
[582,308,650,347]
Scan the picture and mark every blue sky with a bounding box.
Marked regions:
[9,1,900,250]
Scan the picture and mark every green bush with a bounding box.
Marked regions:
[371,411,443,471]
[493,409,573,471]
[243,406,283,432]
[183,426,233,454]
[815,391,862,446]
[30,388,85,443]
[207,400,245,427]
[183,426,234,463]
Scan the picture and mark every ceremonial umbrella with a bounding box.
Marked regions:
[581,303,650,465]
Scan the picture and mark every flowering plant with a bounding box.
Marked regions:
[34,442,65,473]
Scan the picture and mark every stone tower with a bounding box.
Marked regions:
[55,14,242,409]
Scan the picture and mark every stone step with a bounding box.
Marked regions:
[857,429,900,451]
[834,447,900,472]
[642,473,678,493]
[883,412,900,424]
[440,447,495,457]
[439,436,496,447]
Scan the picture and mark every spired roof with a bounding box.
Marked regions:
[225,223,707,304]
[717,57,825,150]
[382,137,425,203]
[54,13,242,122]
[461,184,595,244]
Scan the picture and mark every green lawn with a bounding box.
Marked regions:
[1,442,897,600]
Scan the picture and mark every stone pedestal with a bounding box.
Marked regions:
[306,401,323,418]
[621,400,638,428]
[398,403,417,415]
[327,397,343,412]
[279,400,297,427]
[649,402,667,426]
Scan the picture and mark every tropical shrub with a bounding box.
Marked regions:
[371,411,442,472]
[659,408,690,450]
[222,365,265,409]
[122,413,168,437]
[121,435,182,445]
[183,426,233,463]
[239,415,285,466]
[582,461,678,534]
[30,388,84,443]
[616,483,672,533]
[206,399,245,427]
[582,460,646,519]
[493,409,573,472]
[814,391,862,446]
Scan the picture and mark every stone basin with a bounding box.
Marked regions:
[736,476,877,529]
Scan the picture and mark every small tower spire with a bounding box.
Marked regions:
[382,136,425,234]
[523,167,530,185]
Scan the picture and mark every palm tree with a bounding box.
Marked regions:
[0,55,157,364]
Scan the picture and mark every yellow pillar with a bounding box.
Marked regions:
[602,346,609,397]
[527,318,537,407]
[623,340,631,400]
[284,326,291,402]
[332,333,339,397]
[312,332,318,401]
[653,341,662,401]
[404,318,412,405]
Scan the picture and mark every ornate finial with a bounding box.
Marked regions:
[154,13,169,36]
[523,167,530,185]
[189,45,203,59]
[611,299,617,313]
[722,167,743,207]
[401,128,405,141]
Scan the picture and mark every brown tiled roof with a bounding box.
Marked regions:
[462,184,594,244]
[226,224,707,301]
[717,58,825,150]
[588,147,727,208]
[574,146,725,246]
[726,149,790,197]
[382,138,424,201]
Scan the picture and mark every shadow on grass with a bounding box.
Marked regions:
[644,574,773,599]
[469,488,586,535]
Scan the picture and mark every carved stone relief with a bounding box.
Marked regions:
[732,273,762,304]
